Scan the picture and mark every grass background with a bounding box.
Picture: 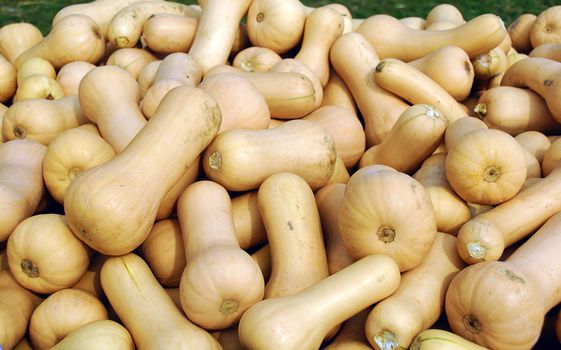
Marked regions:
[0,0,558,35]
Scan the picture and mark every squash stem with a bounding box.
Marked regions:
[374,329,401,350]
[473,103,487,119]
[466,241,486,260]
[483,166,501,182]
[377,225,395,243]
[208,151,222,171]
[463,314,482,334]
[219,299,239,316]
[13,126,27,139]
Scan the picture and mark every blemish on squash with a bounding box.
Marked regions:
[21,258,39,278]
[92,27,102,40]
[464,60,472,74]
[220,299,239,316]
[375,61,386,73]
[544,79,554,87]
[373,329,400,350]
[13,126,27,139]
[463,314,482,334]
[502,268,525,284]
[377,225,395,243]
[208,151,222,170]
[68,167,82,180]
[473,103,487,119]
[115,37,130,48]
[287,221,294,231]
[467,241,486,260]
[256,12,265,23]
[46,93,54,100]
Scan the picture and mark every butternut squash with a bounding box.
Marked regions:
[321,69,357,114]
[530,6,561,48]
[50,319,134,350]
[7,214,91,294]
[472,46,507,80]
[359,104,447,173]
[303,105,365,168]
[374,58,468,123]
[137,59,161,98]
[107,1,200,48]
[232,46,282,73]
[231,191,267,250]
[365,233,464,350]
[514,130,551,163]
[29,288,108,350]
[542,137,561,176]
[408,46,474,102]
[410,329,488,350]
[530,43,561,62]
[140,219,185,288]
[0,140,46,243]
[323,308,372,350]
[251,244,271,282]
[356,14,506,61]
[294,6,344,86]
[506,49,529,68]
[199,73,270,133]
[258,172,329,298]
[330,32,409,146]
[0,22,43,64]
[141,13,197,54]
[0,271,43,350]
[246,0,307,54]
[501,57,561,123]
[178,181,264,329]
[456,163,561,264]
[339,166,437,272]
[188,0,252,73]
[105,48,158,79]
[15,15,105,69]
[42,125,116,204]
[0,54,16,102]
[65,86,221,256]
[16,56,55,86]
[325,155,351,185]
[78,65,145,153]
[474,86,561,134]
[508,13,536,53]
[446,210,561,349]
[72,253,108,301]
[203,119,336,192]
[56,61,96,96]
[315,183,355,274]
[401,17,426,30]
[238,254,401,350]
[101,253,221,349]
[413,153,471,235]
[444,116,488,151]
[424,4,465,30]
[15,75,65,102]
[445,128,527,205]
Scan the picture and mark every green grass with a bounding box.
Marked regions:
[0,0,558,35]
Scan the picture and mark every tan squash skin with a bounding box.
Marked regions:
[444,116,488,151]
[472,46,507,80]
[203,119,336,192]
[400,17,426,30]
[251,244,271,282]
[205,64,317,119]
[410,329,488,350]
[137,59,161,98]
[231,191,267,250]
[107,1,199,48]
[446,211,561,349]
[78,65,146,153]
[177,181,264,329]
[29,288,108,350]
[408,46,474,102]
[321,69,357,114]
[0,22,43,64]
[530,43,561,63]
[424,4,465,29]
[303,105,365,168]
[101,253,221,350]
[17,57,56,86]
[323,308,373,350]
[530,6,561,48]
[374,58,468,123]
[0,249,7,271]
[508,13,537,53]
[141,13,198,54]
[446,128,527,206]
[257,172,329,298]
[330,32,409,146]
[365,233,465,350]
[7,214,92,294]
[14,75,65,102]
[188,0,252,73]
[65,86,221,256]
[72,253,109,301]
[542,137,561,177]
[474,86,561,135]
[356,14,506,61]
[294,6,344,87]
[13,337,33,350]
[0,54,15,102]
[50,319,134,350]
[232,46,282,73]
[325,155,350,185]
[211,327,243,350]
[42,125,116,204]
[238,254,401,350]
[413,153,471,235]
[140,219,185,288]
[514,130,551,163]
[0,140,46,243]
[0,271,43,350]
[52,0,159,36]
[315,183,355,275]
[15,15,105,69]
[359,104,447,173]
[246,0,307,54]
[501,57,561,123]
[199,73,271,133]
[339,166,437,272]
[105,48,158,79]
[56,61,96,96]
[456,164,561,264]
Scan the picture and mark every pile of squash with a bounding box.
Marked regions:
[3,0,561,349]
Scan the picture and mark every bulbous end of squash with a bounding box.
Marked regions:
[456,218,505,264]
